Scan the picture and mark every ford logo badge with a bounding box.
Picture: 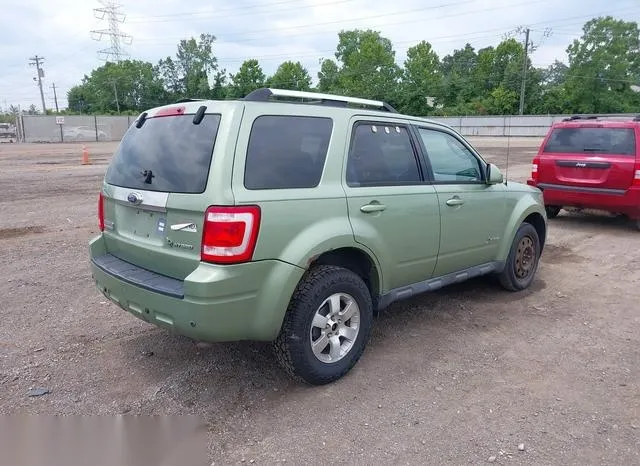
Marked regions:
[127,192,142,204]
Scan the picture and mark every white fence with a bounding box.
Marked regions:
[18,115,133,143]
[15,113,640,143]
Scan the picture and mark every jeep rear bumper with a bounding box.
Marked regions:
[527,180,640,220]
[89,235,305,342]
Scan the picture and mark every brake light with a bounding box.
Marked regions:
[531,157,540,182]
[98,192,105,232]
[633,163,640,187]
[201,206,261,264]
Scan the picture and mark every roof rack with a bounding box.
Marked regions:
[175,98,205,103]
[562,115,600,121]
[243,88,397,112]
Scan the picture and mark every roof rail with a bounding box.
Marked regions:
[243,88,397,112]
[633,115,640,121]
[562,115,599,122]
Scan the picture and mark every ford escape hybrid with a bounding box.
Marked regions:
[90,88,547,385]
[527,115,640,229]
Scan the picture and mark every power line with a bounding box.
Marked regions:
[91,0,133,62]
[28,55,47,114]
[134,3,639,47]
[128,0,477,24]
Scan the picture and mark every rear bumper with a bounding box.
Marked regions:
[89,235,305,342]
[527,180,640,219]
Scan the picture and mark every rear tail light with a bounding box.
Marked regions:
[201,206,261,264]
[531,157,540,182]
[98,192,105,232]
[633,163,640,187]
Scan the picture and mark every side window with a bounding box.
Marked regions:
[417,128,483,183]
[346,122,422,186]
[244,115,333,190]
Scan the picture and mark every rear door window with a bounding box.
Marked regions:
[105,113,221,193]
[543,127,636,156]
[244,115,333,190]
[346,122,422,186]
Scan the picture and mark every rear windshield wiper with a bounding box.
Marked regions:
[142,169,155,184]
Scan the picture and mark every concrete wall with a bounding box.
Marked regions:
[21,115,132,143]
[18,113,639,142]
[429,114,639,137]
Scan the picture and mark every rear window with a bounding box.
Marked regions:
[244,115,333,190]
[105,113,221,193]
[543,127,636,156]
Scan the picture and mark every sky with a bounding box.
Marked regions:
[1,0,639,112]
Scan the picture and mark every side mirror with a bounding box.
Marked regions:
[486,163,504,185]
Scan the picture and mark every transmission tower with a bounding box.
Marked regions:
[90,1,132,62]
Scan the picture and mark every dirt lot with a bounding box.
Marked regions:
[0,140,638,465]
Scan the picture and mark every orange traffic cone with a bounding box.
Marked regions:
[82,145,91,165]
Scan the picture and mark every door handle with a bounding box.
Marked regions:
[446,197,464,207]
[360,203,387,213]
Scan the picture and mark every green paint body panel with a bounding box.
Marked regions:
[89,96,547,343]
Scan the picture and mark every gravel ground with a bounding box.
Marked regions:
[0,139,638,465]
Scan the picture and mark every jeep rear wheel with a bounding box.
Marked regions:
[498,222,541,292]
[273,265,373,385]
[545,205,561,218]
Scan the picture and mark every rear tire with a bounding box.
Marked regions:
[498,223,541,292]
[545,205,561,219]
[273,265,373,385]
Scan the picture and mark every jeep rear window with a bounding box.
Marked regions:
[543,127,636,156]
[244,115,333,190]
[105,113,221,193]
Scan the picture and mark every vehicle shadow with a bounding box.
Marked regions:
[116,269,548,417]
[550,210,637,233]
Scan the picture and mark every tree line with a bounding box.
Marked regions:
[43,16,640,117]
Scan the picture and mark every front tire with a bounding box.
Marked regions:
[273,265,373,385]
[498,223,541,292]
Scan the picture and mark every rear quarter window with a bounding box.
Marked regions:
[543,127,636,156]
[105,113,221,194]
[244,115,333,190]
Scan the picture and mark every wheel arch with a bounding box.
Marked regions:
[309,247,382,313]
[497,199,548,262]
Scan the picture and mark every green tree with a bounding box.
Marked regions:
[440,44,479,109]
[566,16,640,113]
[267,61,311,90]
[317,58,340,93]
[67,60,166,114]
[229,59,266,98]
[398,41,442,116]
[157,33,225,100]
[333,29,400,102]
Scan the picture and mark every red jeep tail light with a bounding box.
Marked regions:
[633,163,640,187]
[531,156,540,182]
[98,192,105,232]
[201,206,261,264]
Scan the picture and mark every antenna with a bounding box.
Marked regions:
[505,115,511,186]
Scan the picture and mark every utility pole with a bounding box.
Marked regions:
[51,83,59,113]
[112,81,120,113]
[518,28,530,115]
[29,55,47,114]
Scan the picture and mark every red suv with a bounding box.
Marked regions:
[527,115,640,230]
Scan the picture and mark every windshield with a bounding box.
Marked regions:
[105,113,221,193]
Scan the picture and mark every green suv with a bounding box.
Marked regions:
[89,88,547,385]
